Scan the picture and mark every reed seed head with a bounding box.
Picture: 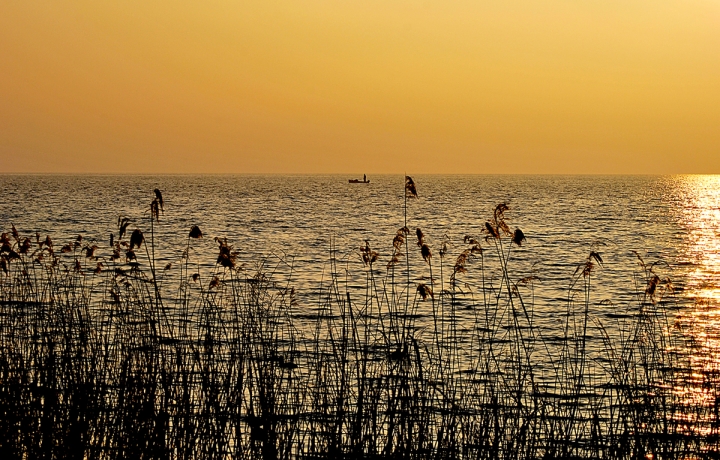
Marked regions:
[646,274,660,298]
[454,249,470,275]
[387,252,402,268]
[189,225,203,239]
[417,283,433,300]
[512,228,526,246]
[84,245,98,259]
[416,228,424,247]
[421,243,432,263]
[393,233,405,250]
[209,276,221,289]
[485,222,499,239]
[19,238,31,254]
[118,217,131,240]
[494,202,509,221]
[151,200,160,222]
[579,252,603,278]
[405,176,418,198]
[360,241,378,266]
[216,238,237,268]
[154,188,164,211]
[130,229,144,249]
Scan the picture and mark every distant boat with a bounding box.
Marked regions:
[349,175,370,184]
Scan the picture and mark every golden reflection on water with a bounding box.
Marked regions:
[672,175,720,417]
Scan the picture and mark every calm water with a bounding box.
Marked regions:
[2,174,720,368]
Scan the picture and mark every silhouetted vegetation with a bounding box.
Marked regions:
[0,181,718,459]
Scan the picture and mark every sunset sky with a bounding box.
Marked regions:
[1,1,719,174]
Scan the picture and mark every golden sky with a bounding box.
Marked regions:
[1,1,719,174]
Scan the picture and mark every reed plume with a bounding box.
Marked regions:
[189,225,203,239]
[405,175,418,198]
[129,229,144,249]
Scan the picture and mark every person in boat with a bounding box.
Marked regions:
[363,174,366,182]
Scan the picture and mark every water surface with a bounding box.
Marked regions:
[2,174,720,371]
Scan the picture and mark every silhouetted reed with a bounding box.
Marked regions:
[0,182,718,459]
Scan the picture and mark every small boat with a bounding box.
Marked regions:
[349,175,370,184]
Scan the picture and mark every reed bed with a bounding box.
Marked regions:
[0,182,718,459]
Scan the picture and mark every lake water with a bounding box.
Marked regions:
[2,174,720,374]
[2,175,717,287]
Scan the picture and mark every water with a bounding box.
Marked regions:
[2,174,720,351]
[4,174,720,454]
[1,174,713,289]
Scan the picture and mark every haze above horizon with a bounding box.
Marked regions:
[1,1,719,175]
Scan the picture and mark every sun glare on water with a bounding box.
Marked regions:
[672,175,720,413]
[680,176,720,301]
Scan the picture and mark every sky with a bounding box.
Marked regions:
[1,1,719,174]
